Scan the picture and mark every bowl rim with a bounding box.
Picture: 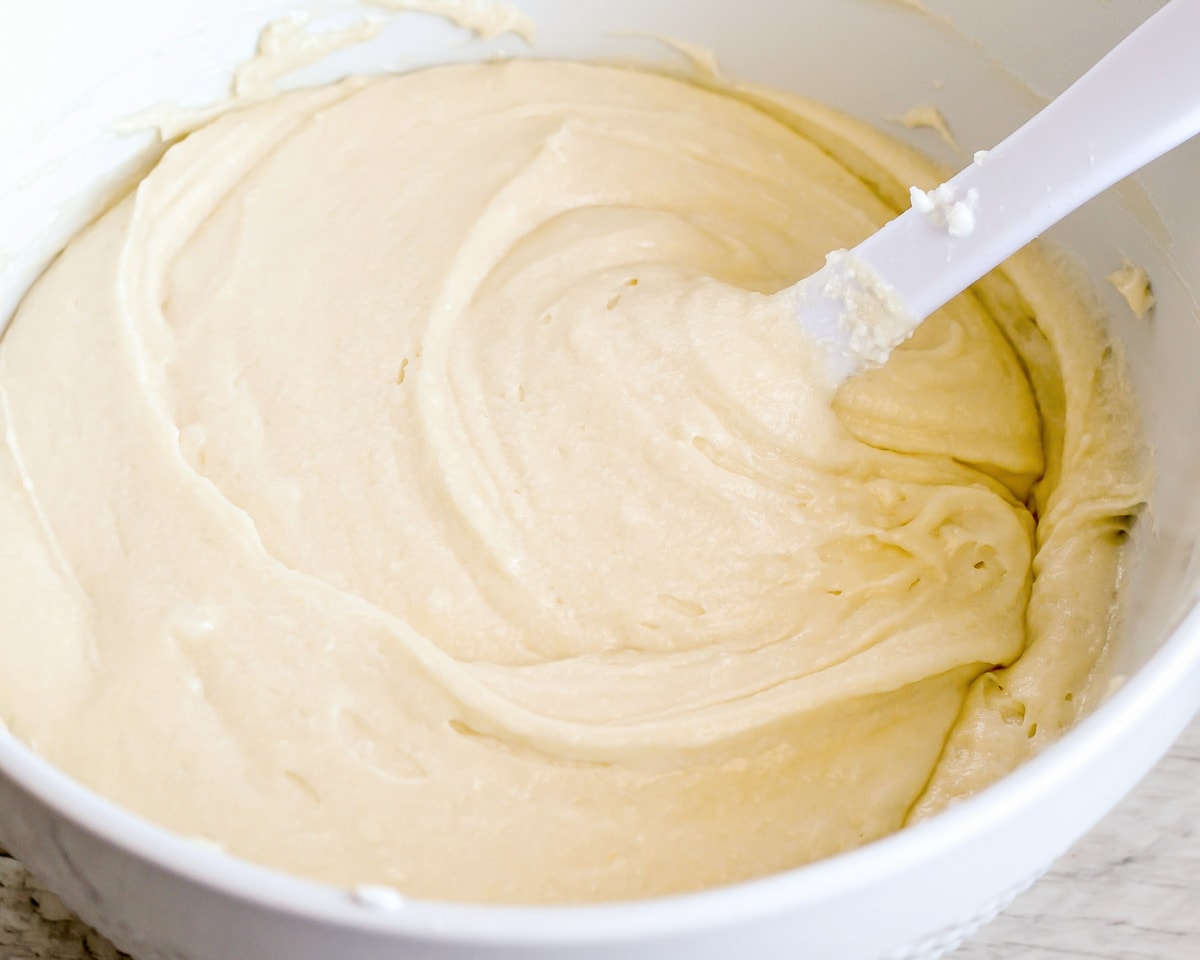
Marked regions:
[1,597,1197,946]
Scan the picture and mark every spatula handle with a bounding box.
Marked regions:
[855,0,1200,323]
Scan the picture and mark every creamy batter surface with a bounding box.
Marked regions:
[0,60,1145,903]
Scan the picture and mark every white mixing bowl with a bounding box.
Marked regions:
[1,2,1198,958]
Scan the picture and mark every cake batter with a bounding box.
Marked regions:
[0,60,1145,903]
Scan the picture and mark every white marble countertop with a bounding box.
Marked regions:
[2,714,1197,960]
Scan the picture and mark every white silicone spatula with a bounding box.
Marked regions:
[790,0,1200,381]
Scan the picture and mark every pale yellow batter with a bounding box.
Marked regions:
[0,60,1145,903]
